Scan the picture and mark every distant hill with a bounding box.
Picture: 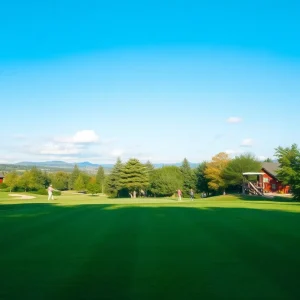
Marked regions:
[14,160,200,170]
[17,161,73,167]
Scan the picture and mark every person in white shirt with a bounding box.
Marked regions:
[48,184,54,200]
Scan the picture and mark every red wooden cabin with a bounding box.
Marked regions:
[261,162,290,194]
[0,172,4,184]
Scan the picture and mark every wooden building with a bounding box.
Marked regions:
[0,172,4,184]
[261,162,289,194]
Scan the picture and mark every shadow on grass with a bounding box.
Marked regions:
[232,193,298,203]
[0,202,300,300]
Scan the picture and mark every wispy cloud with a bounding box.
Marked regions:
[240,138,253,147]
[213,133,225,141]
[13,134,27,140]
[39,130,101,156]
[56,130,99,144]
[225,149,240,155]
[257,155,266,161]
[111,149,124,157]
[226,117,242,123]
[40,143,82,155]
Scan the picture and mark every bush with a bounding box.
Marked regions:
[30,189,48,195]
[53,190,61,196]
[0,183,8,189]
[32,189,62,196]
[0,187,10,192]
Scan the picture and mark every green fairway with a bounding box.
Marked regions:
[1,193,300,299]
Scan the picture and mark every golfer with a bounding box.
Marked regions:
[190,188,194,201]
[48,184,54,200]
[177,189,182,201]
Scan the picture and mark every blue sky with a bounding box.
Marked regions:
[0,0,299,164]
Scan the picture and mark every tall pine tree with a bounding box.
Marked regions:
[180,158,196,197]
[105,158,123,197]
[96,166,105,193]
[195,161,211,195]
[120,158,149,197]
[74,174,86,191]
[68,164,80,190]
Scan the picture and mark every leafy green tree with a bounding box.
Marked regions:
[195,162,211,194]
[145,160,155,174]
[42,171,51,187]
[4,171,19,192]
[51,171,70,190]
[26,167,47,191]
[119,158,149,197]
[105,158,123,197]
[149,166,183,197]
[275,144,300,200]
[18,171,31,192]
[81,172,91,186]
[87,177,101,195]
[223,153,262,186]
[68,164,80,190]
[74,174,86,192]
[144,160,155,195]
[180,158,196,196]
[96,166,105,193]
[204,152,230,194]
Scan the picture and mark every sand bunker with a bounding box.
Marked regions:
[8,193,36,200]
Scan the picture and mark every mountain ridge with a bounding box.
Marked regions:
[15,160,200,169]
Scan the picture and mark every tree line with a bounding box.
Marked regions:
[1,143,300,200]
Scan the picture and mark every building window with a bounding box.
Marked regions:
[263,177,269,183]
[272,184,276,190]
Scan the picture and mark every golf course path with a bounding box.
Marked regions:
[8,193,36,200]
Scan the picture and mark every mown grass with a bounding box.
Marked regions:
[1,192,300,299]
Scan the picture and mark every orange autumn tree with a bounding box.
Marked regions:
[204,152,230,194]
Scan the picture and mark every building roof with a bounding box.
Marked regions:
[261,162,280,178]
[0,172,4,178]
[243,172,265,175]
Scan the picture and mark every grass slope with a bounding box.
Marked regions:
[1,193,300,299]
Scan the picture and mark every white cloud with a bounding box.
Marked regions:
[40,143,81,155]
[226,117,242,123]
[225,149,246,156]
[241,138,253,147]
[73,130,99,143]
[13,134,27,139]
[56,130,99,144]
[111,149,124,157]
[225,149,240,155]
[257,155,266,161]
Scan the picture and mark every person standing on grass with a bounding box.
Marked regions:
[190,188,194,201]
[48,184,54,200]
[177,189,182,201]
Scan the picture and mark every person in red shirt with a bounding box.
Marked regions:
[177,189,182,201]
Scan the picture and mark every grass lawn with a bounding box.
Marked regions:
[1,192,300,299]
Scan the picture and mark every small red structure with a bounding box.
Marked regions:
[242,172,265,196]
[0,172,4,184]
[261,162,289,194]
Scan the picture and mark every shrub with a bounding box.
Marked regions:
[0,183,8,189]
[30,189,48,195]
[30,189,61,196]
